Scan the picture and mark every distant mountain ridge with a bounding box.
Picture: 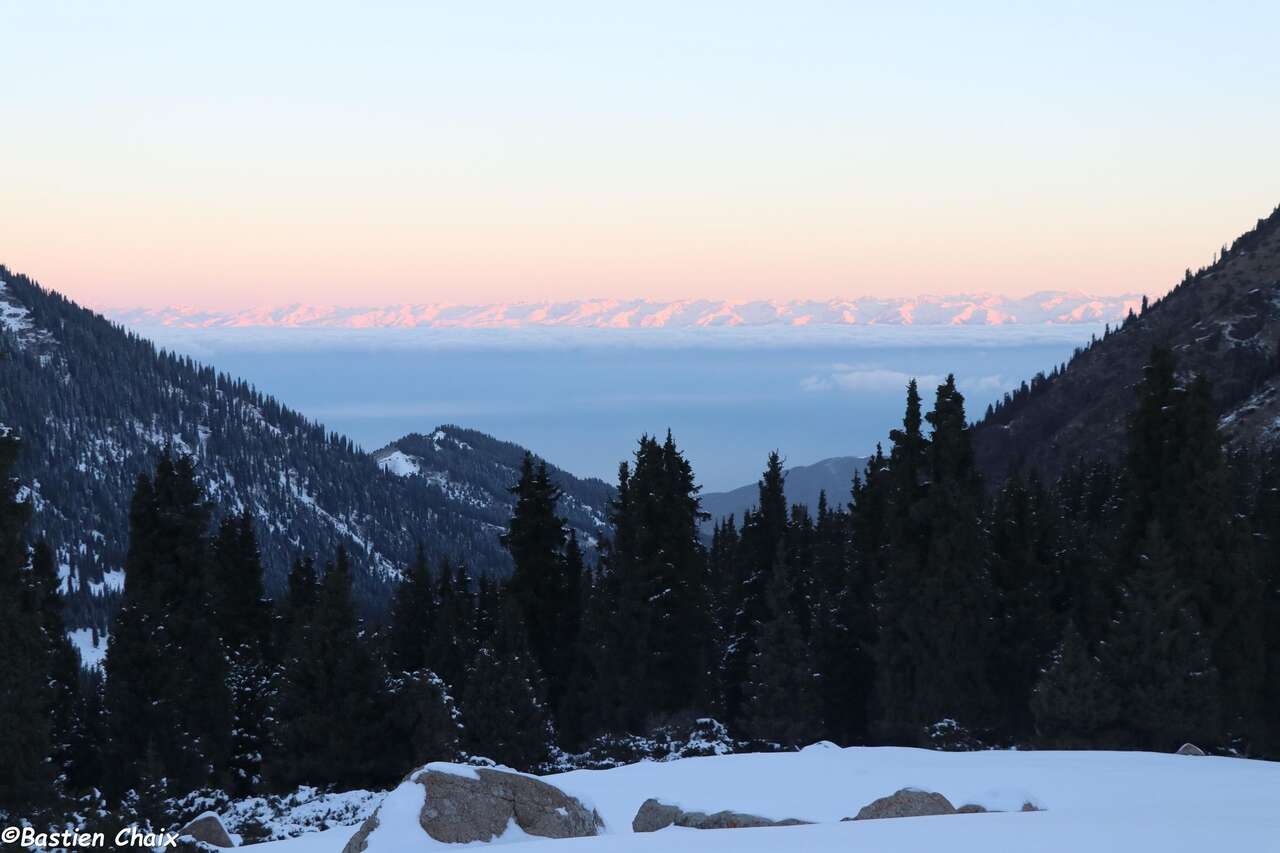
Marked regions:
[108,292,1143,330]
[700,455,868,532]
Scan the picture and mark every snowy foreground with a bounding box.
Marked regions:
[245,745,1280,852]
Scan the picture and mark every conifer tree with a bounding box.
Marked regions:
[1031,620,1117,746]
[386,667,461,768]
[743,548,822,747]
[0,431,54,809]
[273,548,395,789]
[29,539,83,793]
[601,433,715,729]
[988,475,1058,735]
[208,512,274,794]
[461,599,553,770]
[102,452,233,798]
[424,558,475,697]
[724,452,789,729]
[502,455,572,707]
[1100,533,1220,751]
[873,377,998,743]
[387,544,436,675]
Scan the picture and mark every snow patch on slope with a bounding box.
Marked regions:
[376,450,422,477]
[67,627,109,669]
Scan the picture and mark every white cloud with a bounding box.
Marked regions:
[801,364,1009,396]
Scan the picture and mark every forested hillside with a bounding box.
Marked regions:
[374,427,611,552]
[973,205,1280,483]
[0,270,608,630]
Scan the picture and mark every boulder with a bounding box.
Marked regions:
[956,803,989,814]
[848,788,957,820]
[632,798,681,832]
[1020,801,1042,812]
[177,813,234,848]
[676,810,782,829]
[632,799,809,832]
[1176,743,1207,756]
[344,765,602,852]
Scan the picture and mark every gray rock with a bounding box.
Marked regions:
[677,810,780,829]
[341,811,379,853]
[344,766,602,852]
[177,813,234,848]
[633,799,809,832]
[632,798,681,832]
[1176,743,1206,756]
[1020,801,1042,812]
[850,788,957,820]
[956,803,989,814]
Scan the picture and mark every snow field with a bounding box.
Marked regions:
[245,745,1280,852]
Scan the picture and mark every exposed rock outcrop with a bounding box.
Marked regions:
[632,798,681,832]
[631,798,810,832]
[847,788,957,820]
[1177,743,1207,756]
[344,765,602,852]
[177,813,234,848]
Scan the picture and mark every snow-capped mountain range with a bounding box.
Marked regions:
[108,292,1145,330]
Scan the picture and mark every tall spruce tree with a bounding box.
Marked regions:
[208,512,274,794]
[724,452,789,730]
[988,475,1058,736]
[387,544,437,675]
[1031,620,1118,746]
[29,539,83,794]
[1099,530,1220,751]
[0,430,54,809]
[461,598,553,769]
[272,548,396,789]
[102,452,233,799]
[598,433,715,731]
[872,377,999,743]
[743,546,822,747]
[502,455,573,708]
[423,559,477,698]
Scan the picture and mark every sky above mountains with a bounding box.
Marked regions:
[3,3,1278,309]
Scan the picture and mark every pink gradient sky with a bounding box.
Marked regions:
[2,3,1277,310]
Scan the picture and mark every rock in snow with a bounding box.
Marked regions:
[1177,743,1207,756]
[631,799,681,832]
[848,788,957,820]
[342,764,602,851]
[631,798,809,832]
[177,812,235,847]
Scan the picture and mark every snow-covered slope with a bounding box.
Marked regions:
[245,746,1280,852]
[373,427,612,549]
[109,292,1144,331]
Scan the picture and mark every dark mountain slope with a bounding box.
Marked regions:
[973,206,1280,484]
[699,455,867,532]
[0,269,608,629]
[373,427,611,549]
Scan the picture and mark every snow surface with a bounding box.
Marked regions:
[0,281,34,337]
[244,746,1280,852]
[376,450,422,477]
[67,627,109,670]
